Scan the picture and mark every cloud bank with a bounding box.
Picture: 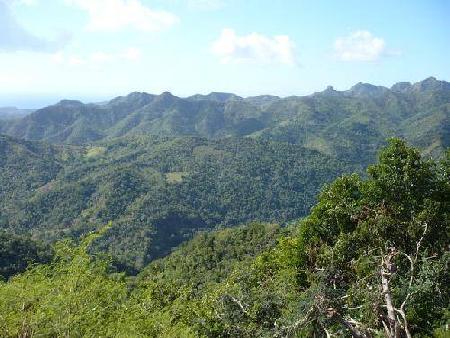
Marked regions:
[334,30,386,62]
[212,28,296,65]
[187,0,225,11]
[67,0,179,32]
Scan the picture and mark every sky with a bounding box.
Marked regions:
[0,0,449,108]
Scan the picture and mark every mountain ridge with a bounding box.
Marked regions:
[0,77,448,165]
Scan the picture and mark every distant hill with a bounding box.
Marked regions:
[0,107,34,120]
[0,77,448,270]
[1,77,448,165]
[0,134,351,271]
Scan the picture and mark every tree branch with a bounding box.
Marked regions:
[275,305,315,337]
[228,295,250,316]
[381,248,399,337]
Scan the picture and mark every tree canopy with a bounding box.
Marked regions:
[0,139,448,337]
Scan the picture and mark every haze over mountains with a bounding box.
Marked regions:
[0,107,34,120]
[1,77,448,166]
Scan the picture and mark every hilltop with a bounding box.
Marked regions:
[1,77,448,166]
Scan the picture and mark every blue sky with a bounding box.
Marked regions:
[0,0,449,107]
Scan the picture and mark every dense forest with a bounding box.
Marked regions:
[0,134,351,271]
[1,78,449,271]
[0,78,449,336]
[0,140,448,337]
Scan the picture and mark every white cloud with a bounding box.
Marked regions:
[211,28,296,65]
[51,52,87,66]
[121,47,142,61]
[68,55,86,66]
[0,72,34,86]
[5,0,38,6]
[51,51,65,64]
[0,0,67,52]
[90,51,114,63]
[67,0,179,32]
[334,30,386,62]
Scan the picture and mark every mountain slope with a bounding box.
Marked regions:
[1,78,448,165]
[130,139,450,337]
[0,134,351,270]
[1,140,447,337]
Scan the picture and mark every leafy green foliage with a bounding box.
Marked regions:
[0,222,285,337]
[0,225,133,337]
[138,222,287,295]
[0,231,52,280]
[1,135,350,270]
[0,140,448,337]
[186,139,449,337]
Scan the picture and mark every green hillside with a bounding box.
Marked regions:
[0,140,447,337]
[1,77,448,165]
[0,134,350,271]
[0,78,448,335]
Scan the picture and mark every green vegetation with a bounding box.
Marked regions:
[0,231,52,280]
[0,78,449,336]
[85,146,106,159]
[1,78,448,165]
[0,140,448,337]
[0,135,350,271]
[165,171,188,183]
[137,222,288,294]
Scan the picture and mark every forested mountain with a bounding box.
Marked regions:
[0,77,448,336]
[0,140,448,337]
[1,77,449,273]
[1,77,448,165]
[0,134,350,271]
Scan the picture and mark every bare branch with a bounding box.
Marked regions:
[275,305,315,338]
[381,319,390,337]
[381,248,400,337]
[338,316,370,338]
[228,295,250,316]
[378,223,428,338]
[395,308,412,338]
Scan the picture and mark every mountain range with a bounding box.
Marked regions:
[1,77,449,166]
[0,77,449,336]
[0,77,449,269]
